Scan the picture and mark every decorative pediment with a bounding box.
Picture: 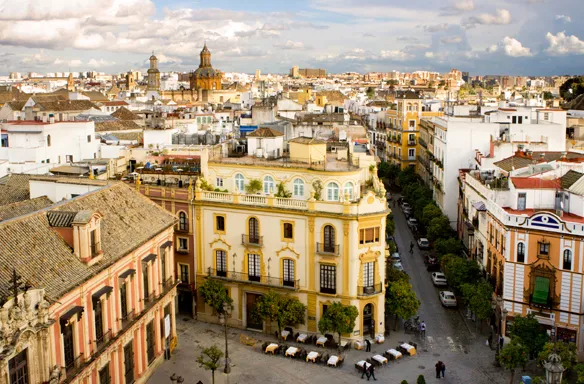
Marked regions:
[276,245,300,259]
[359,248,381,262]
[520,212,571,234]
[209,237,231,250]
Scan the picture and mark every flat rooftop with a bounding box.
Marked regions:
[209,153,359,172]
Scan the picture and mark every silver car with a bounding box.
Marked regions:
[439,291,457,307]
[431,272,448,286]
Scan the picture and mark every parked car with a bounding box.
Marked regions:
[431,272,448,286]
[393,262,404,272]
[390,252,401,264]
[397,197,405,205]
[439,291,457,307]
[401,202,411,211]
[403,207,412,218]
[424,254,440,271]
[417,238,430,249]
[407,218,418,229]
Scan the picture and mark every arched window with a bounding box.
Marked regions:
[248,217,259,244]
[234,173,245,192]
[293,179,304,197]
[47,135,51,147]
[343,182,354,201]
[563,249,572,270]
[263,176,275,194]
[517,242,525,263]
[323,225,335,253]
[283,259,295,287]
[178,211,188,231]
[326,182,339,201]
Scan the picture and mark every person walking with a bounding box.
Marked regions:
[361,362,371,379]
[419,321,426,338]
[440,362,446,378]
[365,338,371,352]
[409,241,414,254]
[499,335,505,350]
[368,364,377,381]
[435,361,442,379]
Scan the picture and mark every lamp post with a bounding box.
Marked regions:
[544,326,565,384]
[220,301,233,374]
[492,295,508,366]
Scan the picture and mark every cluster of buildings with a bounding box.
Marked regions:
[1,40,584,382]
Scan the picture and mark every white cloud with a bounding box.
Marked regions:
[555,15,572,23]
[424,52,434,58]
[273,40,307,50]
[545,32,584,55]
[422,23,449,33]
[486,44,498,53]
[154,54,182,64]
[440,36,463,44]
[53,58,83,67]
[501,37,532,57]
[463,9,511,29]
[454,0,474,11]
[87,58,115,68]
[380,50,413,61]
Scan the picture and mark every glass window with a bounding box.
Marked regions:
[343,182,354,200]
[327,182,339,201]
[9,350,28,384]
[248,218,259,243]
[146,321,155,364]
[363,262,374,287]
[248,254,260,281]
[283,223,293,239]
[263,176,275,194]
[216,250,227,276]
[563,249,572,270]
[99,363,111,384]
[216,178,223,187]
[517,243,525,263]
[179,264,189,283]
[234,174,245,192]
[283,259,295,287]
[178,238,187,250]
[323,225,335,252]
[320,265,336,294]
[47,135,51,147]
[216,216,225,232]
[178,212,188,231]
[539,242,550,255]
[293,179,304,197]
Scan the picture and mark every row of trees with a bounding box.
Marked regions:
[199,279,359,355]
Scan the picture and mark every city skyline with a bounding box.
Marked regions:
[0,0,583,76]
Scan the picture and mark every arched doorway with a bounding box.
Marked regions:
[363,303,374,338]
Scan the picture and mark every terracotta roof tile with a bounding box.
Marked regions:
[0,174,32,206]
[111,106,141,121]
[0,196,52,221]
[247,127,284,137]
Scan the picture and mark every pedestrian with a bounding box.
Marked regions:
[440,362,446,378]
[410,241,414,254]
[365,338,371,352]
[419,321,426,338]
[368,364,377,381]
[499,335,505,349]
[487,333,493,349]
[435,361,442,379]
[361,362,370,379]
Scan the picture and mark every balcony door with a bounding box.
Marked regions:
[249,218,259,244]
[517,193,526,211]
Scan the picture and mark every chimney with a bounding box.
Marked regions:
[526,150,533,159]
[561,152,567,160]
[538,153,546,163]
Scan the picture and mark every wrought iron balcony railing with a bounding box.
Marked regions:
[357,283,383,296]
[241,234,263,246]
[207,268,299,290]
[316,243,339,255]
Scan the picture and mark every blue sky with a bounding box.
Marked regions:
[0,0,583,75]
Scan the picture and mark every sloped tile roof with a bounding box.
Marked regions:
[95,120,141,132]
[0,182,176,300]
[560,170,583,189]
[511,177,560,189]
[46,211,77,227]
[36,100,97,112]
[0,174,33,206]
[0,196,52,221]
[111,106,141,121]
[247,127,284,137]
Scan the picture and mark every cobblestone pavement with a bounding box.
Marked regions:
[150,196,524,384]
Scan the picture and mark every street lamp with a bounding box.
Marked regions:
[220,301,233,374]
[544,353,565,384]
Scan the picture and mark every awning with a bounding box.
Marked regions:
[92,286,113,301]
[533,276,550,305]
[161,241,173,249]
[60,306,84,328]
[143,253,157,263]
[472,201,487,211]
[119,269,136,279]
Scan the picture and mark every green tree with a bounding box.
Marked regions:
[317,302,359,354]
[401,381,409,384]
[442,255,481,291]
[509,313,549,359]
[252,290,307,338]
[275,182,292,198]
[560,76,584,101]
[398,167,417,187]
[199,279,233,315]
[386,280,420,330]
[537,341,577,372]
[366,87,376,99]
[435,238,462,258]
[197,345,224,384]
[312,180,323,200]
[461,281,493,323]
[386,263,410,283]
[245,178,263,194]
[575,363,584,384]
[386,214,395,236]
[427,215,452,242]
[499,341,528,384]
[417,375,426,384]
[422,204,442,227]
[542,91,554,100]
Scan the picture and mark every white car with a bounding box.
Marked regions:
[439,291,457,307]
[390,252,401,264]
[431,272,448,286]
[417,238,430,249]
[407,218,418,228]
[393,262,404,272]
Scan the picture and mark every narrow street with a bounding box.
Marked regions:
[391,196,508,383]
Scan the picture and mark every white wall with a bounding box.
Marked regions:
[143,128,179,148]
[30,179,103,202]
